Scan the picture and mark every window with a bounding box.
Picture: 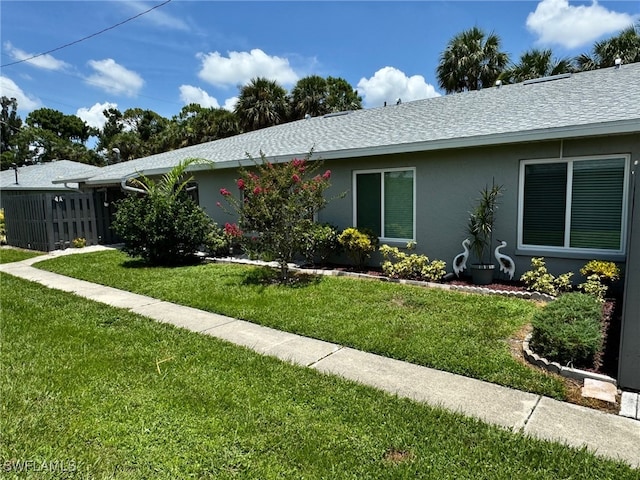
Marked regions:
[353,168,415,241]
[519,155,629,254]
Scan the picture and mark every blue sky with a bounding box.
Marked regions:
[1,0,638,130]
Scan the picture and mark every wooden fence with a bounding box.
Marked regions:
[3,192,99,251]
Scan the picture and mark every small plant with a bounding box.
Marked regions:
[580,274,609,302]
[0,208,6,245]
[530,292,603,369]
[300,223,340,265]
[578,260,620,301]
[379,243,446,282]
[72,237,87,248]
[580,260,620,282]
[520,257,573,296]
[338,227,379,269]
[203,222,230,256]
[467,183,502,265]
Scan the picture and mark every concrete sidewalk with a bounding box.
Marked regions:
[1,247,639,468]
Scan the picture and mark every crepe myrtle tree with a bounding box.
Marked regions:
[219,151,333,282]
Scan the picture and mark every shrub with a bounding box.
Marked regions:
[112,159,213,265]
[520,257,573,296]
[530,292,603,368]
[72,237,86,248]
[379,243,446,282]
[579,260,620,301]
[0,208,6,245]
[338,227,379,269]
[300,223,340,265]
[580,260,620,282]
[203,222,230,257]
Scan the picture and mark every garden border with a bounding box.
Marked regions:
[522,333,617,386]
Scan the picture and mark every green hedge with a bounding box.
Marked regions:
[530,293,603,369]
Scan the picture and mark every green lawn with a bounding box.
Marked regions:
[0,247,44,264]
[36,250,565,399]
[1,273,636,479]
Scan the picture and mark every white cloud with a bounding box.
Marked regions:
[179,85,220,108]
[86,59,144,97]
[223,97,238,112]
[122,1,190,31]
[197,49,298,87]
[76,102,118,130]
[3,41,70,71]
[357,67,440,108]
[0,76,40,111]
[526,0,637,49]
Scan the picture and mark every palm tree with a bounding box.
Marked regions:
[576,24,640,71]
[503,49,574,83]
[234,77,289,132]
[290,75,329,119]
[436,27,509,93]
[326,77,362,113]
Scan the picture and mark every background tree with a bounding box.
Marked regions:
[290,75,329,119]
[436,26,509,93]
[576,23,640,71]
[1,97,23,170]
[234,77,289,132]
[10,107,99,166]
[220,152,333,281]
[169,104,240,148]
[326,77,362,112]
[503,49,574,83]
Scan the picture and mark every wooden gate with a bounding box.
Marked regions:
[3,192,99,251]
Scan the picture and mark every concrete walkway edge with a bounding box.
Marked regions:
[1,248,638,469]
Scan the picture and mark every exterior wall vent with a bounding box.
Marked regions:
[523,73,572,85]
[323,110,353,118]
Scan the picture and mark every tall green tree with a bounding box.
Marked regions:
[170,104,240,148]
[576,24,640,71]
[503,49,574,83]
[1,97,23,170]
[436,27,509,93]
[11,107,99,165]
[326,77,362,112]
[290,75,329,119]
[234,77,289,132]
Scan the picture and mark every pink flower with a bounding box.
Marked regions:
[224,222,242,238]
[216,202,222,207]
[313,175,322,182]
[237,178,245,190]
[253,186,262,195]
[292,158,306,172]
[292,174,300,183]
[322,170,331,180]
[220,188,231,197]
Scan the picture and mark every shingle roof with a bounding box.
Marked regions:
[67,63,640,186]
[1,160,102,191]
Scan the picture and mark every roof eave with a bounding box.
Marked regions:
[78,119,640,186]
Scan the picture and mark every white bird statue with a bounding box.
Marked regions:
[453,238,470,277]
[494,240,516,280]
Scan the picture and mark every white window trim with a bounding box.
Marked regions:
[352,167,416,243]
[517,154,630,256]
